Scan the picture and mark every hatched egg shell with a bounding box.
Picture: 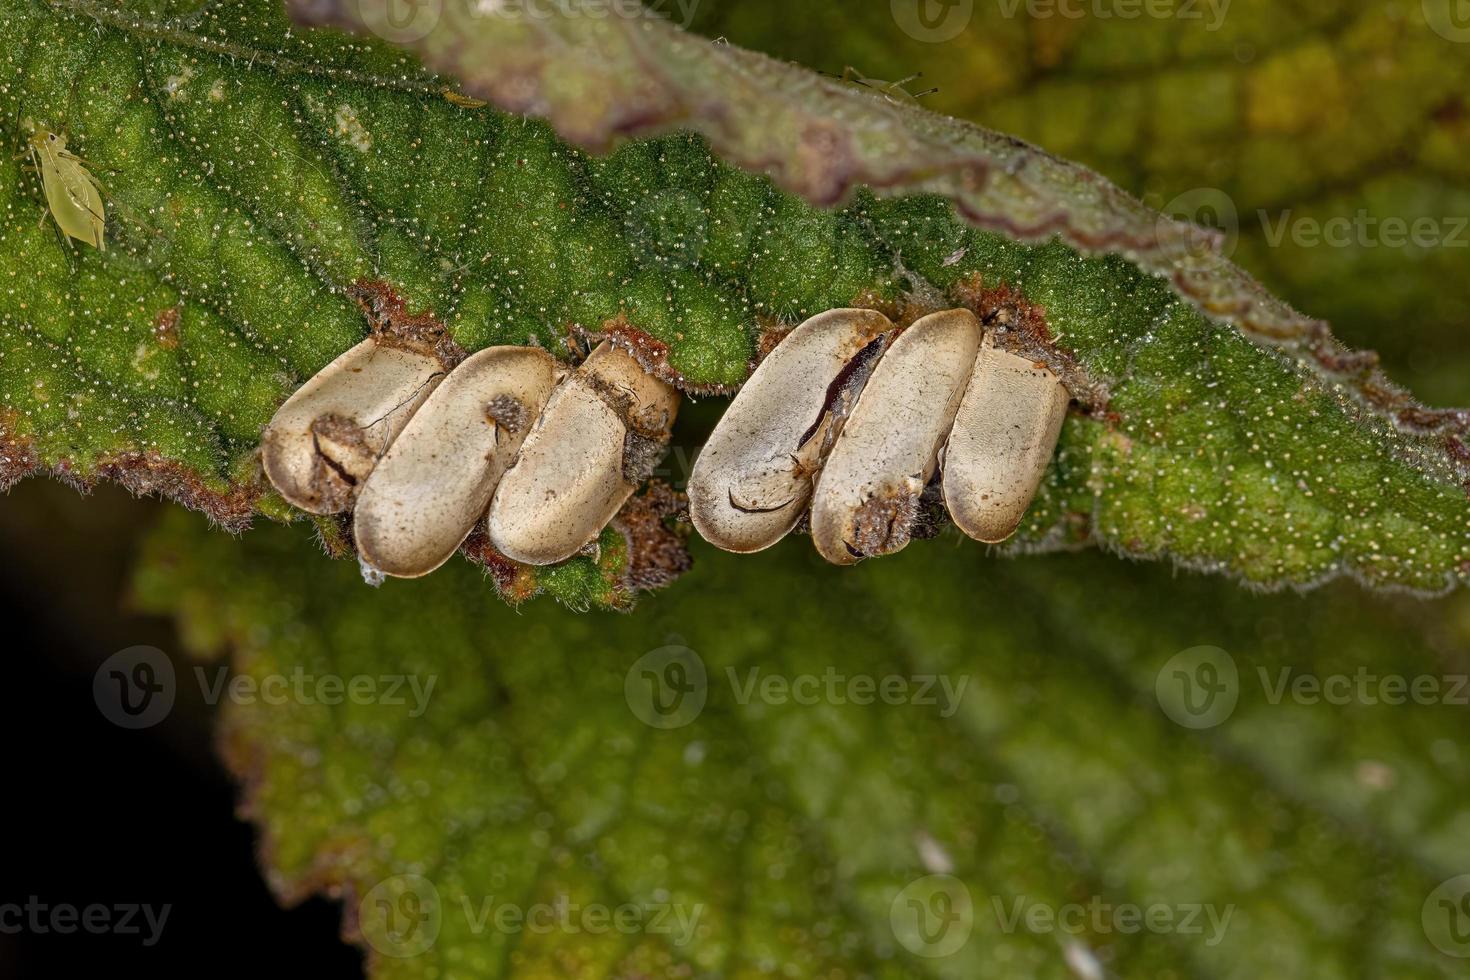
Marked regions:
[352,347,561,579]
[810,308,982,565]
[688,308,895,554]
[942,344,1070,544]
[261,337,447,515]
[487,343,679,566]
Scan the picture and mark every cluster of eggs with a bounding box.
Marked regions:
[689,307,1069,561]
[260,307,1070,579]
[262,340,678,578]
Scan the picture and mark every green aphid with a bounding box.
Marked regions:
[27,126,106,250]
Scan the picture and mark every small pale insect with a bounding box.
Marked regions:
[440,87,487,109]
[826,66,939,105]
[261,336,448,515]
[487,342,680,566]
[809,308,982,565]
[27,127,106,250]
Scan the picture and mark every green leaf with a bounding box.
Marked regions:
[3,0,1468,596]
[134,508,1470,977]
[677,1,1470,591]
[686,2,1470,405]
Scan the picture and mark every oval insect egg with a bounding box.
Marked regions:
[941,341,1071,545]
[689,308,894,554]
[352,346,561,579]
[487,342,680,566]
[261,336,448,515]
[810,308,983,565]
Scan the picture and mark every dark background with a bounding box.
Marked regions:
[0,480,361,979]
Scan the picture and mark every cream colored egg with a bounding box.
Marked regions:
[353,346,561,578]
[942,342,1069,544]
[261,337,446,515]
[810,308,982,565]
[487,343,679,566]
[688,308,894,553]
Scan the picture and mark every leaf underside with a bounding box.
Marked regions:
[1,0,1467,599]
[136,510,1470,979]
